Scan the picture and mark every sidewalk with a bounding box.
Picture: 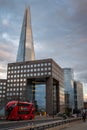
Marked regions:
[62,120,87,130]
[46,120,87,130]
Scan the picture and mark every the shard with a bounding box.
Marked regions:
[16,7,35,62]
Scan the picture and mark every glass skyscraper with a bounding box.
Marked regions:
[63,68,74,110]
[16,7,35,62]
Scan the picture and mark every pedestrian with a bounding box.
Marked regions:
[82,112,86,122]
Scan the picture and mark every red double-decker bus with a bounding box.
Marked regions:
[5,101,35,120]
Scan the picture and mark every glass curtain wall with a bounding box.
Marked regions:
[27,79,46,112]
[35,84,46,112]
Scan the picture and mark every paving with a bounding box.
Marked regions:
[46,120,87,130]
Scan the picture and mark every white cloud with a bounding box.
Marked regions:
[2,19,9,26]
[2,33,9,39]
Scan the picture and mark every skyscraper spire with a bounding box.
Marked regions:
[16,6,35,62]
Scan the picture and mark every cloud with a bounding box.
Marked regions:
[0,0,87,95]
[84,93,87,102]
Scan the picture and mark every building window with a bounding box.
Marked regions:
[31,65,33,67]
[30,73,33,76]
[11,71,13,73]
[18,66,20,69]
[8,67,11,70]
[41,73,44,76]
[24,70,26,72]
[45,63,47,66]
[24,74,26,77]
[34,68,36,71]
[13,88,16,91]
[11,79,13,82]
[8,75,10,78]
[34,73,36,76]
[15,66,17,69]
[21,70,23,73]
[11,75,13,78]
[20,83,23,86]
[14,75,16,78]
[21,66,23,69]
[17,75,19,78]
[48,63,51,66]
[38,64,40,67]
[11,67,13,69]
[17,79,19,82]
[41,68,44,71]
[8,71,10,74]
[41,63,44,66]
[37,68,40,71]
[14,84,16,86]
[4,83,6,85]
[20,88,22,90]
[37,73,40,76]
[27,74,29,77]
[45,68,47,70]
[45,72,47,75]
[23,65,26,68]
[31,69,33,72]
[24,83,26,86]
[24,79,26,81]
[7,93,9,96]
[10,88,12,91]
[48,67,51,70]
[8,80,10,83]
[20,79,23,81]
[34,64,37,67]
[17,70,20,73]
[27,69,30,72]
[21,74,23,77]
[27,65,30,68]
[17,88,19,91]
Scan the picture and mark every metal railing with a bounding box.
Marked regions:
[16,117,82,130]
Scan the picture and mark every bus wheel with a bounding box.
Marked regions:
[30,117,32,120]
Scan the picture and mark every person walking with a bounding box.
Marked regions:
[82,112,86,122]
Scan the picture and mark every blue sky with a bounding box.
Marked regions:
[0,0,87,100]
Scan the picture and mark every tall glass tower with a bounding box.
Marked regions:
[16,7,35,62]
[63,68,74,110]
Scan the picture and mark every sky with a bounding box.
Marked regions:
[0,0,87,100]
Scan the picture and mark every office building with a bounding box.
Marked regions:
[6,59,64,115]
[63,68,74,110]
[74,81,84,112]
